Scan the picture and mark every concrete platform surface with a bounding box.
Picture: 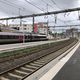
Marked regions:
[53,45,80,80]
[0,39,68,52]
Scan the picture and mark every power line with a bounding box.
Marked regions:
[41,0,55,10]
[0,6,80,20]
[41,0,71,23]
[5,0,33,13]
[0,0,20,10]
[51,0,61,9]
[0,0,31,15]
[41,0,65,23]
[0,0,65,23]
[0,4,19,16]
[25,0,44,12]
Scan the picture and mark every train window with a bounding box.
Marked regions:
[0,35,7,39]
[28,35,31,38]
[0,29,1,32]
[12,35,18,39]
[34,36,38,38]
[0,35,19,39]
[25,36,28,39]
[14,35,19,39]
[4,35,8,39]
[0,35,3,39]
[12,36,14,39]
[24,28,26,30]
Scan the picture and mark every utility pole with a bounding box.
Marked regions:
[19,8,25,43]
[6,20,8,26]
[47,20,49,36]
[33,16,34,33]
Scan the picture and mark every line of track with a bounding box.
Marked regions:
[0,40,77,80]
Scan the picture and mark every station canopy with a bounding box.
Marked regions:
[0,0,80,30]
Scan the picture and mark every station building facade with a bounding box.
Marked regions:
[9,22,48,35]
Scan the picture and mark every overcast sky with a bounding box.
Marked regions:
[0,0,80,32]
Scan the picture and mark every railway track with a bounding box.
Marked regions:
[0,39,78,80]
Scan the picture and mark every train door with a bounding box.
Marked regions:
[19,36,23,42]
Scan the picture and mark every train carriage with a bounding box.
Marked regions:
[0,32,48,44]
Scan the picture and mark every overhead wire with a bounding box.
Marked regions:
[0,0,38,23]
[22,0,77,23]
[41,0,55,10]
[51,0,62,9]
[51,0,73,23]
[0,1,20,16]
[0,0,78,30]
[3,0,33,14]
[25,0,44,12]
[41,0,65,23]
[0,0,63,22]
[7,0,35,14]
[0,0,69,24]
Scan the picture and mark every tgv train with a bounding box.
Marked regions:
[0,32,48,44]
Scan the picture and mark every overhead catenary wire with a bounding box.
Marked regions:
[41,0,65,23]
[0,0,44,24]
[2,0,33,15]
[42,0,70,23]
[1,7,80,20]
[51,0,62,9]
[50,0,71,23]
[25,0,44,12]
[41,0,55,10]
[0,0,23,12]
[0,0,78,25]
[0,0,65,24]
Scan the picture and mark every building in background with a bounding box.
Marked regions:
[34,23,38,33]
[0,23,5,27]
[9,24,33,33]
[9,22,48,35]
[0,23,17,32]
[20,24,33,33]
[37,22,48,35]
[66,28,78,38]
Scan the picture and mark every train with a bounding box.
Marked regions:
[0,32,48,44]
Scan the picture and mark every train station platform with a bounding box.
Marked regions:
[52,43,80,80]
[39,40,80,80]
[0,38,68,53]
